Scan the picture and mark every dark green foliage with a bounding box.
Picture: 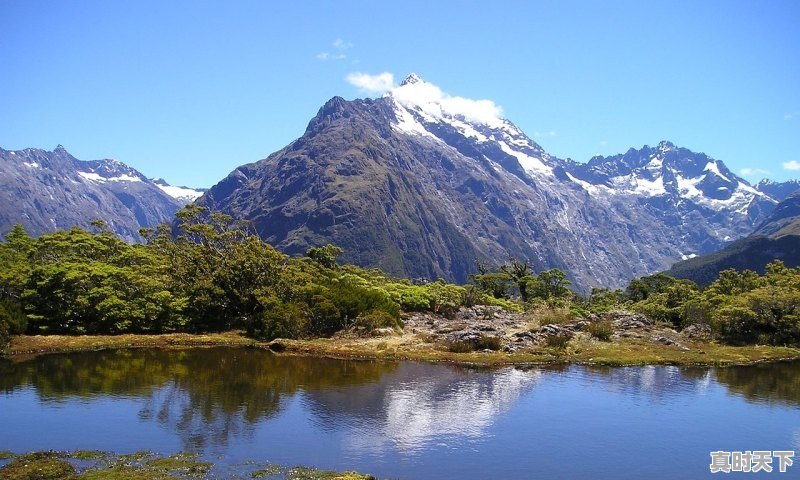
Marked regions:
[623,262,800,346]
[0,300,26,334]
[1,212,514,342]
[474,334,502,351]
[306,244,343,269]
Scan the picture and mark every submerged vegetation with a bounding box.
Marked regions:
[1,205,799,357]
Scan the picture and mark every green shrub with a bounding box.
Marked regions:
[247,302,307,341]
[0,300,27,334]
[587,320,613,341]
[479,294,524,313]
[353,309,403,333]
[537,306,575,326]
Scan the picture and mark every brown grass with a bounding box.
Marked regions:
[5,331,799,367]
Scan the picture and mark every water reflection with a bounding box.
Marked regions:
[712,361,800,408]
[1,348,798,457]
[0,348,396,449]
[304,364,541,453]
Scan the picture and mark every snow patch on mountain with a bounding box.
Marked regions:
[155,183,204,201]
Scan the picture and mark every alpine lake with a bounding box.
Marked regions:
[1,347,798,479]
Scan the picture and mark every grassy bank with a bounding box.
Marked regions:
[0,450,373,480]
[5,330,799,367]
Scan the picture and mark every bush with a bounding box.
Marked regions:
[247,302,307,341]
[447,341,475,353]
[0,300,27,334]
[446,334,502,353]
[474,334,502,351]
[353,309,403,333]
[587,320,613,341]
[536,306,575,326]
[545,334,571,349]
[0,321,9,352]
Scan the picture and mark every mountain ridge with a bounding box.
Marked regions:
[195,75,780,291]
[0,145,202,241]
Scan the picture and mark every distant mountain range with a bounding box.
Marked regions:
[667,190,800,284]
[2,74,796,291]
[0,146,203,241]
[754,179,800,202]
[196,74,788,290]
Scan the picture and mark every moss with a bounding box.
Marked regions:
[71,450,106,461]
[145,452,211,477]
[0,451,76,480]
[0,450,15,460]
[287,466,374,480]
[77,465,177,480]
[251,464,283,477]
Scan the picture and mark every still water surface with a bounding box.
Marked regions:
[1,347,798,479]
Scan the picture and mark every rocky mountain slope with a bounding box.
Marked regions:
[197,74,777,291]
[0,146,201,241]
[667,190,800,284]
[755,179,800,202]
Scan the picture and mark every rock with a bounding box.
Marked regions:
[682,323,712,341]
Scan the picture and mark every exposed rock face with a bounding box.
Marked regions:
[197,75,775,291]
[667,190,800,284]
[0,146,199,241]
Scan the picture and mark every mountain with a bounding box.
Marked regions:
[755,179,800,202]
[0,146,201,241]
[667,191,800,284]
[197,74,776,291]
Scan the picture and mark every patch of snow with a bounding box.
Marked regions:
[703,161,731,182]
[23,161,40,168]
[566,172,600,195]
[391,101,437,139]
[609,173,666,197]
[680,253,698,261]
[498,141,552,176]
[106,174,141,182]
[9,151,15,155]
[447,118,489,142]
[78,171,106,182]
[155,183,204,202]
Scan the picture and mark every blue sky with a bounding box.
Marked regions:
[1,0,798,187]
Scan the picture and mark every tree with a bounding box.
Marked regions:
[306,244,344,269]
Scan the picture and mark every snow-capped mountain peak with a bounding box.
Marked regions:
[400,72,424,86]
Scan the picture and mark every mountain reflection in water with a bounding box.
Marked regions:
[1,348,798,479]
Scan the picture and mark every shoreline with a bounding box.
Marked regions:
[5,330,800,367]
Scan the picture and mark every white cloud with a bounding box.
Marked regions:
[389,75,504,127]
[739,167,771,178]
[332,38,353,50]
[346,72,395,95]
[783,160,800,171]
[600,140,608,146]
[316,52,346,61]
[785,111,799,121]
[316,38,354,61]
[533,130,557,138]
